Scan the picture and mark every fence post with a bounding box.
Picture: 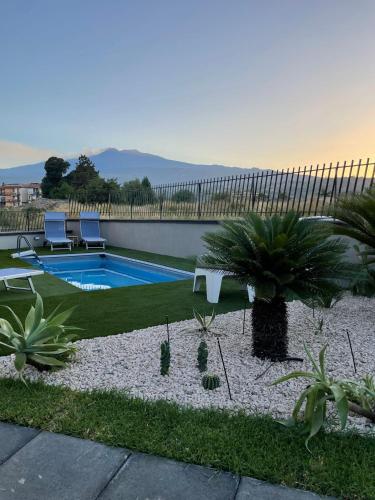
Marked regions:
[159,188,163,220]
[130,199,133,220]
[108,192,111,219]
[198,182,202,219]
[26,210,30,232]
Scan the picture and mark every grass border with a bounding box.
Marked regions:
[0,379,374,499]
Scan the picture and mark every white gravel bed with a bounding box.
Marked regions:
[0,296,374,434]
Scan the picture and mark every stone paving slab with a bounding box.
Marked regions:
[0,431,129,500]
[0,423,332,500]
[0,422,39,465]
[99,451,240,500]
[236,477,328,499]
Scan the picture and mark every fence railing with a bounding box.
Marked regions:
[69,159,375,220]
[1,159,374,233]
[0,210,44,232]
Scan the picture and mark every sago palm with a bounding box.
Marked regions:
[202,212,351,361]
[331,188,375,265]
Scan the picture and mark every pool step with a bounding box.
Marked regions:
[11,249,37,258]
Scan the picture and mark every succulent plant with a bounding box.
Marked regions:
[202,374,220,390]
[0,293,79,381]
[272,344,375,450]
[197,340,208,372]
[194,309,216,333]
[160,340,170,376]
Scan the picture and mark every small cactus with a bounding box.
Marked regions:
[202,374,220,390]
[197,340,208,372]
[160,340,170,376]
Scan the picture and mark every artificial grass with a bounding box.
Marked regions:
[0,379,374,499]
[0,246,247,339]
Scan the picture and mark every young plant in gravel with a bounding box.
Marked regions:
[202,374,221,390]
[181,309,232,399]
[202,212,353,361]
[193,309,217,337]
[0,293,79,381]
[197,340,208,372]
[160,340,170,376]
[272,344,375,450]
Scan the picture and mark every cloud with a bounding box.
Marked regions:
[0,140,59,168]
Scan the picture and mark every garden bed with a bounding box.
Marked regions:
[0,295,374,434]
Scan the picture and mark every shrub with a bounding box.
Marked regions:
[171,189,195,203]
[0,294,79,380]
[211,192,231,202]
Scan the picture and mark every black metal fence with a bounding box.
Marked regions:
[1,159,374,232]
[69,159,375,220]
[0,210,44,232]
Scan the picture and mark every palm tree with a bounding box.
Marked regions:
[331,188,375,265]
[330,188,375,296]
[202,212,351,361]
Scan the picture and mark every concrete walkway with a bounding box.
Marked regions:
[0,422,328,499]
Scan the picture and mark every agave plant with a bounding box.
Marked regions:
[0,293,79,379]
[181,309,220,338]
[273,345,375,450]
[193,309,216,335]
[202,212,353,360]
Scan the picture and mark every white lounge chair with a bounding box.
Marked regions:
[193,267,255,304]
[80,211,106,249]
[0,268,44,294]
[44,212,72,251]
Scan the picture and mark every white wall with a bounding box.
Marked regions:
[100,220,220,258]
[0,231,45,250]
[0,219,363,262]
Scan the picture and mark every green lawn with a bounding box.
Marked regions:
[0,246,247,339]
[0,379,374,499]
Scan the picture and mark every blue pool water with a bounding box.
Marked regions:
[21,253,192,291]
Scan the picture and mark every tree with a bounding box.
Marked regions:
[202,212,352,361]
[50,181,74,200]
[141,176,156,203]
[66,155,99,190]
[86,177,120,203]
[41,157,70,197]
[172,189,195,203]
[121,177,155,205]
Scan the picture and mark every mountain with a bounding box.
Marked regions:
[0,148,265,185]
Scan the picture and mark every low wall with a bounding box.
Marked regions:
[0,231,45,250]
[0,219,362,262]
[99,220,220,258]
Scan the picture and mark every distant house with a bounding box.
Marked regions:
[0,183,41,208]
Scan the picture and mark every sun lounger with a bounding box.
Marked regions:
[0,268,44,294]
[44,212,72,251]
[80,212,106,249]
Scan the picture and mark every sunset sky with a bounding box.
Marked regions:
[0,0,374,170]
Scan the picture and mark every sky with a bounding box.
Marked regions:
[0,0,374,170]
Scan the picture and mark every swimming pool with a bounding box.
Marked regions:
[21,253,193,291]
